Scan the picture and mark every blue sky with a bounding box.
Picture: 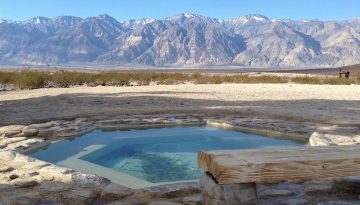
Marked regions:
[0,0,359,21]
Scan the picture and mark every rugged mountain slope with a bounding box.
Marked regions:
[0,13,360,67]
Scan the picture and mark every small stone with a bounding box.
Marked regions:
[101,183,134,201]
[258,189,295,199]
[148,201,182,205]
[14,180,39,188]
[22,128,39,137]
[0,165,14,173]
[9,174,19,180]
[71,172,111,186]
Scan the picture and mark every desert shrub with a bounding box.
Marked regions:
[0,71,16,84]
[1,69,359,90]
[240,75,289,83]
[322,77,354,85]
[291,76,323,84]
[209,75,224,84]
[51,71,94,87]
[13,70,48,89]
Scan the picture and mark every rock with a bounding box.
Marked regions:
[60,189,98,205]
[304,180,333,195]
[32,174,55,182]
[21,160,51,169]
[354,135,360,143]
[143,182,200,198]
[56,124,96,138]
[0,165,14,173]
[0,125,26,137]
[27,122,59,130]
[101,183,134,201]
[38,181,69,192]
[258,189,295,199]
[22,128,39,137]
[285,199,308,205]
[310,132,358,146]
[0,137,27,145]
[200,172,257,205]
[37,129,56,138]
[332,176,360,194]
[40,164,74,175]
[148,201,182,205]
[0,184,16,192]
[6,138,49,153]
[9,174,19,180]
[316,201,360,205]
[13,180,39,188]
[106,201,131,205]
[309,132,334,146]
[71,172,111,186]
[182,194,202,205]
[0,151,16,161]
[15,153,36,163]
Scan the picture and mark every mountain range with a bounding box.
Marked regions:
[1,13,360,68]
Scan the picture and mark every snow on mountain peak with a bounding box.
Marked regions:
[352,17,360,23]
[231,14,270,25]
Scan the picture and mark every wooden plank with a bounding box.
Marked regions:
[198,145,360,184]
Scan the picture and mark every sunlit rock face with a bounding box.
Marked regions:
[1,13,360,67]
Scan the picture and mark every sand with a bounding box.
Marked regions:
[0,83,360,126]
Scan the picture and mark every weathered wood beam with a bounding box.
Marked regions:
[198,145,360,184]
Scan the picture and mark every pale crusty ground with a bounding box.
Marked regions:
[0,84,360,126]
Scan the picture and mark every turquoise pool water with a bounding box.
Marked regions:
[30,126,303,184]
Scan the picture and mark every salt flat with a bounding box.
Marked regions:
[0,84,359,126]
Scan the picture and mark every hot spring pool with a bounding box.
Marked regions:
[30,126,304,188]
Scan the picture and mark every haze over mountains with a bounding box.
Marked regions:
[1,13,360,68]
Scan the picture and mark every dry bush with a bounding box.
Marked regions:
[1,69,359,90]
[291,76,323,84]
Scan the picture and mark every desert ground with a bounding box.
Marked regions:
[1,83,360,127]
